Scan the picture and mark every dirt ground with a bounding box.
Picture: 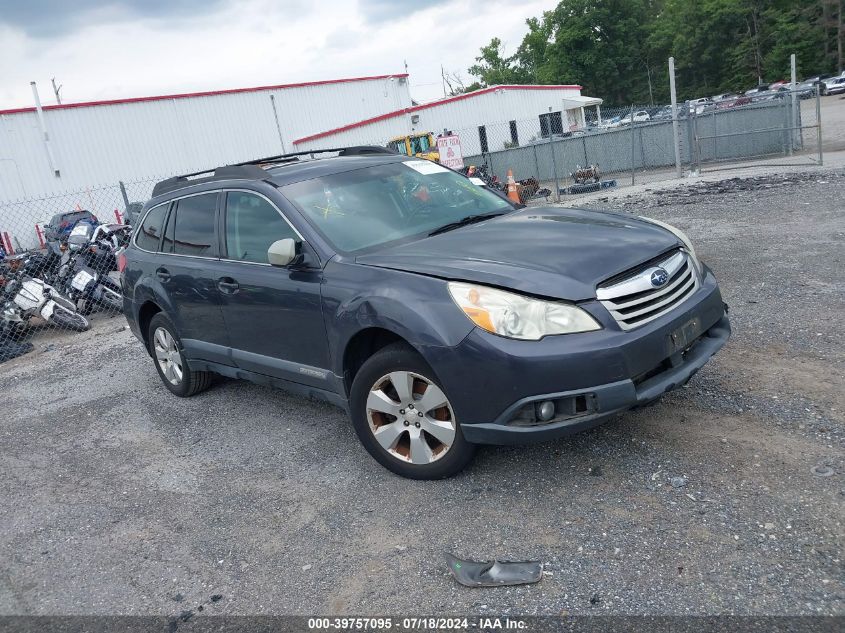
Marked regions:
[0,170,842,618]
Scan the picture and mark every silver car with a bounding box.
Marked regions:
[823,77,845,96]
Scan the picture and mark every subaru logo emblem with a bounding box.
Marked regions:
[650,268,669,287]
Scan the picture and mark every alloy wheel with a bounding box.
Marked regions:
[153,327,183,385]
[366,371,456,464]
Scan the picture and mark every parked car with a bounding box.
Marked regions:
[744,84,770,97]
[43,210,98,245]
[792,81,817,99]
[602,115,625,129]
[688,97,712,113]
[822,77,845,96]
[711,93,738,103]
[750,89,787,102]
[122,148,731,479]
[715,96,752,110]
[651,105,688,121]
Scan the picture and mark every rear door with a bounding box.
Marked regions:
[214,189,332,389]
[157,191,230,364]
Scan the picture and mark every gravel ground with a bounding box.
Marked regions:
[0,172,843,618]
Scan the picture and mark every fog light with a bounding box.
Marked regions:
[536,400,555,421]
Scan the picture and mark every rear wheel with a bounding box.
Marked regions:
[350,342,475,479]
[148,313,212,397]
[50,305,90,331]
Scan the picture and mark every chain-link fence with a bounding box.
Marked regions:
[689,87,822,173]
[0,176,165,363]
[0,81,826,363]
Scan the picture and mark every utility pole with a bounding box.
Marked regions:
[51,77,62,104]
[669,57,682,178]
[31,81,60,177]
[839,0,843,73]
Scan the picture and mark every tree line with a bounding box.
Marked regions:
[458,0,844,105]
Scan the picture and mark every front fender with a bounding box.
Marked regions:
[322,260,475,378]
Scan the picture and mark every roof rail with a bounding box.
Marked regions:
[151,145,396,198]
[232,145,395,166]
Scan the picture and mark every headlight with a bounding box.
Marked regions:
[638,216,703,274]
[447,282,601,340]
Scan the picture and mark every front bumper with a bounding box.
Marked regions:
[424,268,730,445]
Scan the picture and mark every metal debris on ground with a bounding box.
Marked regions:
[810,465,835,477]
[445,553,543,587]
[670,476,688,488]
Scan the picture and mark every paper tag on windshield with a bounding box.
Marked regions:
[469,177,486,186]
[404,160,449,175]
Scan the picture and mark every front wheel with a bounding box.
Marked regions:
[50,304,90,332]
[99,287,124,313]
[350,342,476,479]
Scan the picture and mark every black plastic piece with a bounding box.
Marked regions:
[151,164,268,198]
[445,553,543,587]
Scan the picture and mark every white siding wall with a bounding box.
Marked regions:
[0,76,411,204]
[295,87,586,156]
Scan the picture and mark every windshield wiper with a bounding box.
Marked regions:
[428,212,506,237]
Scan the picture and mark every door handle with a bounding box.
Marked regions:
[217,277,239,293]
[155,267,171,282]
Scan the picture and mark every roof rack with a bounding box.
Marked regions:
[151,145,396,197]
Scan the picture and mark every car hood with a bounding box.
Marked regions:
[355,207,681,301]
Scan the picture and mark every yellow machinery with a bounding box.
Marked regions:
[386,132,440,162]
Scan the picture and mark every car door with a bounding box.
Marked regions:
[157,191,230,364]
[214,189,332,390]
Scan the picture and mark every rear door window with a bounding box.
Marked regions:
[170,193,218,257]
[224,192,298,264]
[135,204,168,252]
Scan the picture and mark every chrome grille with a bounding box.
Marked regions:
[596,250,699,330]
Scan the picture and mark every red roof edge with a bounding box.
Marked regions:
[0,73,409,116]
[293,84,583,145]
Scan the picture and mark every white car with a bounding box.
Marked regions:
[688,97,712,114]
[609,111,651,128]
[823,77,845,96]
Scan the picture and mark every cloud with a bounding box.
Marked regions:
[357,0,451,24]
[0,0,227,37]
[0,0,559,109]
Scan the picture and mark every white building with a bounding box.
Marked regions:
[0,74,599,250]
[0,73,412,204]
[294,85,603,157]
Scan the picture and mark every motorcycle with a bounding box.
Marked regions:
[2,272,90,332]
[58,222,127,314]
[571,164,601,184]
[463,164,504,191]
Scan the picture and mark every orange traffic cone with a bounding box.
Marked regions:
[506,169,520,204]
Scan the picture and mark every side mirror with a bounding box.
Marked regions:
[267,238,299,267]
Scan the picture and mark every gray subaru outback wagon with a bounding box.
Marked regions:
[121,147,730,479]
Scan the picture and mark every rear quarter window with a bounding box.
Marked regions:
[135,205,168,252]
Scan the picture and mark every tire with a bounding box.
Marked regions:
[100,288,124,314]
[50,305,90,332]
[147,313,212,397]
[349,342,476,479]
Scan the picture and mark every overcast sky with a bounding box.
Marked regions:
[0,0,556,110]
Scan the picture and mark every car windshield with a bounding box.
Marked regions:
[410,135,431,154]
[281,160,513,253]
